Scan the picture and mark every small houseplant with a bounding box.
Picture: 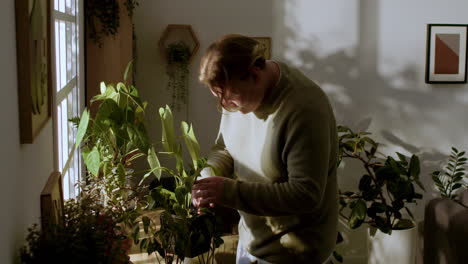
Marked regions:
[19,197,131,264]
[72,62,151,207]
[134,105,224,264]
[70,62,154,240]
[431,147,467,206]
[338,125,424,233]
[337,125,424,264]
[165,41,191,112]
[423,147,468,263]
[85,0,140,46]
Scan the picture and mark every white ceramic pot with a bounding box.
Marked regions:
[367,225,417,264]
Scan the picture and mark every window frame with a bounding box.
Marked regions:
[51,0,85,200]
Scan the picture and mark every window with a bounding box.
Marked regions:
[52,0,84,200]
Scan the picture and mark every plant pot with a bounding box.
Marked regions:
[159,212,212,256]
[367,225,417,264]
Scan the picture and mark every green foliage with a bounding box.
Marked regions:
[134,105,223,263]
[331,232,344,263]
[431,147,467,202]
[19,197,131,264]
[338,125,424,234]
[73,62,152,199]
[86,0,140,46]
[167,41,191,64]
[166,41,191,112]
[71,63,222,263]
[72,62,153,239]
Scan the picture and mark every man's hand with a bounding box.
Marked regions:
[192,176,225,209]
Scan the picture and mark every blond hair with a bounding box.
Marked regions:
[199,34,266,111]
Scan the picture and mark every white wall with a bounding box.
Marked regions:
[0,0,55,262]
[135,0,468,262]
[275,0,468,260]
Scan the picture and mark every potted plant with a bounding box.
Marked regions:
[19,196,132,264]
[86,0,140,46]
[134,105,224,264]
[337,125,424,264]
[165,41,191,112]
[71,62,223,262]
[430,147,467,204]
[72,61,152,205]
[423,147,467,264]
[70,62,156,248]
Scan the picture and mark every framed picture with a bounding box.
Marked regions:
[15,0,52,143]
[252,37,272,59]
[41,172,64,230]
[425,24,468,83]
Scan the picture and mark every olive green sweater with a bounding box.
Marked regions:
[206,62,338,264]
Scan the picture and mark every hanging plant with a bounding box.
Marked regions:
[85,0,140,46]
[166,41,191,112]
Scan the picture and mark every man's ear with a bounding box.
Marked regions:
[250,66,261,82]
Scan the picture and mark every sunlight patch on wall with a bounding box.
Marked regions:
[281,0,358,66]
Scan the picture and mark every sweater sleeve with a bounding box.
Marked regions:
[201,132,234,179]
[220,106,333,216]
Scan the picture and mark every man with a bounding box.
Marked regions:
[193,34,338,264]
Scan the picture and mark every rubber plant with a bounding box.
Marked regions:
[165,41,191,112]
[134,105,224,264]
[337,125,424,234]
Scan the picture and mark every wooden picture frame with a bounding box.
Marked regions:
[41,171,64,230]
[252,37,272,59]
[15,0,52,143]
[425,24,468,84]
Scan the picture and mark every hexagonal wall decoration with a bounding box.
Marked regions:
[158,24,200,63]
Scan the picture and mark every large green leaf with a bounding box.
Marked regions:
[100,82,107,95]
[159,106,175,152]
[84,146,100,176]
[349,199,367,229]
[175,186,188,205]
[124,60,133,83]
[75,108,90,148]
[393,219,414,230]
[337,125,352,133]
[181,121,201,170]
[409,155,421,179]
[358,174,372,192]
[116,82,128,93]
[116,84,129,109]
[415,179,426,191]
[92,82,117,103]
[375,216,391,234]
[117,163,126,186]
[127,123,149,154]
[147,147,161,181]
[375,165,399,181]
[142,216,150,234]
[387,157,406,176]
[94,99,120,127]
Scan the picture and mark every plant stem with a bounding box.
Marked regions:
[357,155,393,228]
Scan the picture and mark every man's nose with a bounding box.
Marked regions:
[223,97,240,107]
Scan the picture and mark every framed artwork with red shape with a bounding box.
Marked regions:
[425,24,468,83]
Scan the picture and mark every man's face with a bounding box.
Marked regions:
[210,74,264,114]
